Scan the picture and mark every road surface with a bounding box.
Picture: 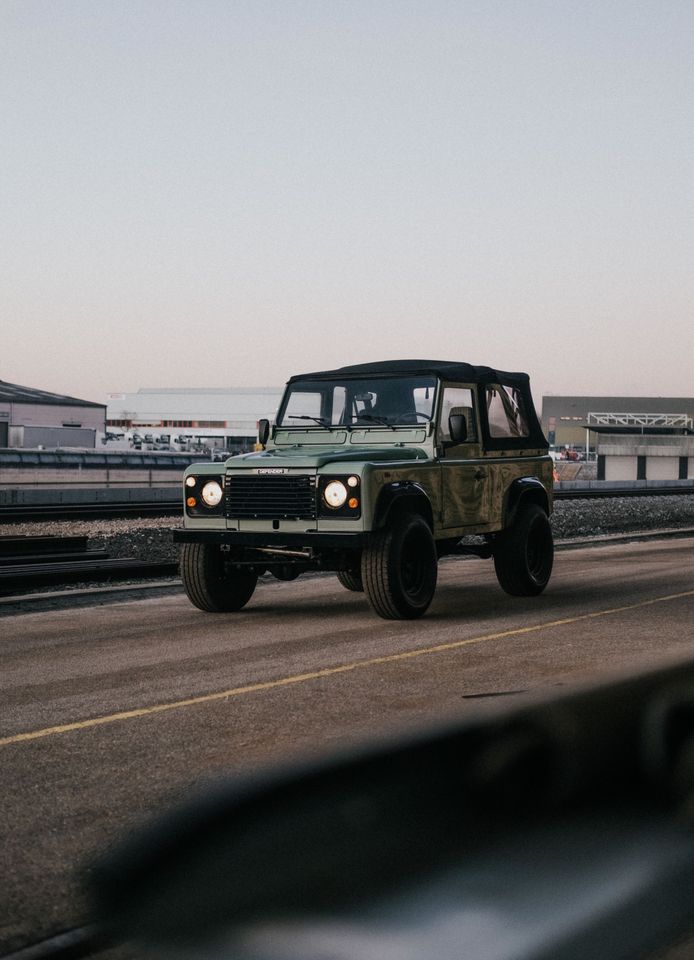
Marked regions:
[2,537,694,954]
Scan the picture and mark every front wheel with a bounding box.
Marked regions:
[493,504,553,597]
[361,514,438,619]
[180,542,258,612]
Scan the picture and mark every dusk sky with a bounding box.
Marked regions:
[2,0,693,406]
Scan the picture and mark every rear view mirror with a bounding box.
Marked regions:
[257,419,270,446]
[449,413,467,444]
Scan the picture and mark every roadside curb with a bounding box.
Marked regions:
[554,527,694,550]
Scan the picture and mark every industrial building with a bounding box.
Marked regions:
[105,387,284,452]
[541,395,694,480]
[541,395,694,452]
[0,379,106,449]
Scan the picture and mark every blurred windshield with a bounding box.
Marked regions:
[276,376,438,428]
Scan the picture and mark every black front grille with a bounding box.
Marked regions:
[225,474,316,520]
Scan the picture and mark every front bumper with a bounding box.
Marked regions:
[173,529,366,549]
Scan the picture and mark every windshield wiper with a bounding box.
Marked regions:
[286,415,332,427]
[354,414,396,429]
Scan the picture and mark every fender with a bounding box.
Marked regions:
[373,481,434,531]
[503,477,550,529]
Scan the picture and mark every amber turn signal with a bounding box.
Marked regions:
[348,498,359,509]
[186,496,197,508]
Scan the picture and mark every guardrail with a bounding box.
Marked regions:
[0,449,212,469]
[555,478,694,498]
[0,450,213,492]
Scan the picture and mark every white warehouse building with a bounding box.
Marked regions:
[106,387,284,453]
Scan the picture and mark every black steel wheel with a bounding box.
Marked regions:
[361,513,438,619]
[493,503,554,597]
[180,542,258,612]
[336,569,364,592]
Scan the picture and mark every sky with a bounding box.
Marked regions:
[2,0,693,406]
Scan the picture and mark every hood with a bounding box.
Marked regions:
[226,446,429,470]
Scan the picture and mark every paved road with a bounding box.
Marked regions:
[2,537,694,954]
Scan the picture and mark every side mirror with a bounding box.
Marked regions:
[448,413,467,444]
[257,419,270,447]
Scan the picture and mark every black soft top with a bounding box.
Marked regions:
[288,359,530,388]
[287,359,546,449]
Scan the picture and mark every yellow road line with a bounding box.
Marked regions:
[2,588,694,749]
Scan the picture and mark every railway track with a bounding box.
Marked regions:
[0,500,180,522]
[0,535,177,597]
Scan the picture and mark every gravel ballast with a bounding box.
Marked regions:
[1,496,693,564]
[551,495,694,540]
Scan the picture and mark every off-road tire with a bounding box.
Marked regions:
[180,542,258,612]
[493,503,553,597]
[361,513,438,619]
[336,569,364,592]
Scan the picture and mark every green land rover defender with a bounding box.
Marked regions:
[175,359,554,620]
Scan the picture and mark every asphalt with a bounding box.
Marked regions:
[2,536,694,956]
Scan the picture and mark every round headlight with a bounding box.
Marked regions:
[201,480,223,507]
[323,480,348,508]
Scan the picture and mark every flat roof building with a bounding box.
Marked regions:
[106,387,284,452]
[0,379,106,448]
[541,395,694,453]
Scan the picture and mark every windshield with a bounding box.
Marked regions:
[276,376,438,428]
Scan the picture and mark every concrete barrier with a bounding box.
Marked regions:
[0,488,180,506]
[555,478,694,494]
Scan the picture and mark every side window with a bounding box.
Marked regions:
[439,387,477,443]
[486,384,529,438]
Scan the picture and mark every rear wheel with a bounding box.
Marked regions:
[336,569,364,592]
[272,564,301,581]
[361,513,437,619]
[493,504,553,596]
[180,542,258,612]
